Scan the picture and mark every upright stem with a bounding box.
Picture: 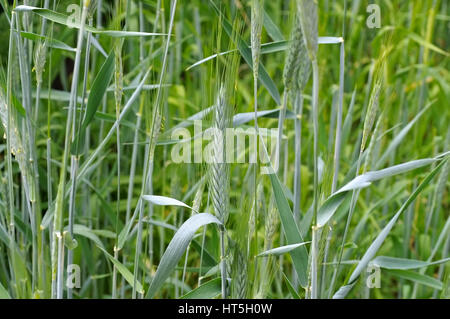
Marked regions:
[323,40,345,298]
[276,90,288,172]
[311,226,319,299]
[332,41,345,193]
[133,0,177,298]
[51,0,88,299]
[67,19,92,299]
[5,12,17,297]
[112,248,119,298]
[311,59,319,299]
[220,228,227,298]
[15,10,42,295]
[56,232,65,299]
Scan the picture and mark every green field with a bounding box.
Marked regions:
[0,0,449,299]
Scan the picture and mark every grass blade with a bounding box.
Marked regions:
[268,172,309,287]
[146,213,222,298]
[385,269,443,290]
[257,242,311,257]
[14,6,166,37]
[371,256,450,270]
[142,195,192,210]
[318,157,439,227]
[72,51,115,155]
[180,278,221,299]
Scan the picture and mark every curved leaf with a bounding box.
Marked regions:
[297,0,318,60]
[333,158,447,298]
[146,213,222,298]
[318,157,438,227]
[268,172,309,287]
[142,195,192,210]
[257,241,311,257]
[180,278,221,299]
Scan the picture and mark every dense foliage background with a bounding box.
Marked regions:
[0,0,448,299]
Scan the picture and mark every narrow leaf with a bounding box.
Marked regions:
[72,51,115,155]
[333,158,447,298]
[385,269,443,290]
[371,256,450,270]
[0,282,10,299]
[257,242,310,257]
[318,157,438,227]
[233,108,296,126]
[146,213,222,298]
[14,6,166,37]
[99,247,144,294]
[180,278,221,299]
[20,31,76,52]
[142,195,192,210]
[282,272,301,299]
[268,172,309,287]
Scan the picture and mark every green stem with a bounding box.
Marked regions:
[311,59,319,299]
[5,11,17,298]
[51,0,88,299]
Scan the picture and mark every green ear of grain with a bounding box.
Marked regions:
[146,213,222,298]
[333,158,448,299]
[143,195,192,210]
[180,278,222,299]
[71,51,115,155]
[297,0,318,60]
[283,9,311,92]
[268,172,309,287]
[72,224,105,250]
[317,156,440,227]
